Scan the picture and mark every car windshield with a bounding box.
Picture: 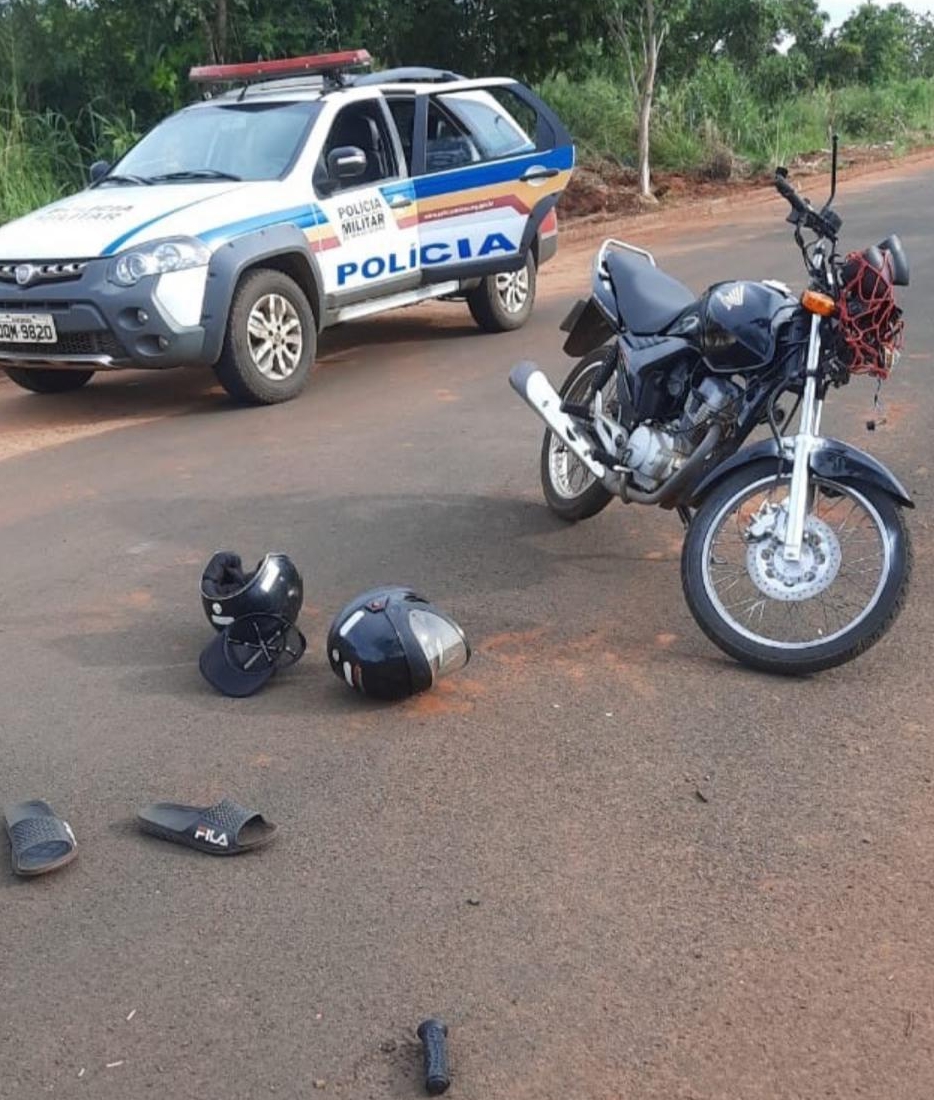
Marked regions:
[110,101,321,183]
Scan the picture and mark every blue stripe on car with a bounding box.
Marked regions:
[198,205,327,246]
[411,146,574,201]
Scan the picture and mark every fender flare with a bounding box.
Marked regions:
[520,193,560,262]
[200,224,326,363]
[689,436,914,509]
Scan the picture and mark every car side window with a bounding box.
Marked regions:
[316,100,399,193]
[424,100,481,174]
[436,90,535,162]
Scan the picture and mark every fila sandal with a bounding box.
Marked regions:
[136,797,277,856]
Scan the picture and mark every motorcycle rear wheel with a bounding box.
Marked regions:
[682,460,911,675]
[539,347,616,522]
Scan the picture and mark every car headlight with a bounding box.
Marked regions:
[108,237,210,288]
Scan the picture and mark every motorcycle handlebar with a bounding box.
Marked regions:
[774,168,840,245]
[774,170,808,214]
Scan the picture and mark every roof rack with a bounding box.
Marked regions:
[189,49,372,89]
[350,66,465,87]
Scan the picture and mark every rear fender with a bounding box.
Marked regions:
[560,296,616,357]
[689,437,914,508]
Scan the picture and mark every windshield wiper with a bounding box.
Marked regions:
[149,169,243,183]
[95,173,154,187]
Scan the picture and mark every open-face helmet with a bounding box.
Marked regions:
[200,551,303,631]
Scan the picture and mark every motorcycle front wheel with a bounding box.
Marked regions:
[682,460,911,675]
[540,347,616,522]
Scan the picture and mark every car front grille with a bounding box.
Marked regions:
[0,260,89,286]
[0,331,125,358]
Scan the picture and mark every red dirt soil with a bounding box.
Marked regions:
[559,142,934,222]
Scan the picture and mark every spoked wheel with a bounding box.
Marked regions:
[682,460,911,674]
[539,347,616,522]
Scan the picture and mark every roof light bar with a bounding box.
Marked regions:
[189,49,372,85]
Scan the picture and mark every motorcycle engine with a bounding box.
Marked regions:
[625,377,741,490]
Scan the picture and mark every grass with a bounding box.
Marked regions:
[0,103,139,225]
[0,108,78,223]
[538,67,934,179]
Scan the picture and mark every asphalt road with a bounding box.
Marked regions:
[2,163,933,1100]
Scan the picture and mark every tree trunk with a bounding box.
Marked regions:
[214,0,228,64]
[637,1,658,199]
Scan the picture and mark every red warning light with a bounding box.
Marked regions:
[190,49,372,84]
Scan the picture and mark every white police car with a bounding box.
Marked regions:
[0,50,574,404]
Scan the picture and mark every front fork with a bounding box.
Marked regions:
[783,313,824,561]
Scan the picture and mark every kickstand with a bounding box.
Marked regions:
[676,505,693,528]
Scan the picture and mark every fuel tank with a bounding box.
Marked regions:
[696,280,798,371]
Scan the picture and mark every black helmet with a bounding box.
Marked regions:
[200,551,303,631]
[327,585,470,700]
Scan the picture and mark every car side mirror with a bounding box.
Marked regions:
[327,146,367,183]
[89,160,111,185]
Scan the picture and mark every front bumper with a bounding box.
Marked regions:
[0,259,213,371]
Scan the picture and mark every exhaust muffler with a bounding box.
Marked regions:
[508,361,611,482]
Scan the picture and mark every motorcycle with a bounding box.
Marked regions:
[510,141,913,675]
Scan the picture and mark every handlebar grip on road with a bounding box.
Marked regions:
[774,171,807,214]
[417,1018,451,1095]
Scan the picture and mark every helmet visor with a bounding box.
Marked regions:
[407,609,469,682]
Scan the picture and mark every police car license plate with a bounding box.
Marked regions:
[0,312,57,343]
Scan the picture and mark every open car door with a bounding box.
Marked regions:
[407,79,574,285]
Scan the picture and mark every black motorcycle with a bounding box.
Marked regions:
[510,143,912,675]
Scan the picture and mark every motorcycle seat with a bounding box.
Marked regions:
[605,250,696,335]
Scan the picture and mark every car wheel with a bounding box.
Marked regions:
[214,268,316,406]
[4,367,95,393]
[467,253,537,333]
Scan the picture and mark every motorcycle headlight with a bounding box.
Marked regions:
[108,237,210,288]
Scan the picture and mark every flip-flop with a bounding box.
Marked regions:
[4,800,77,877]
[136,798,277,855]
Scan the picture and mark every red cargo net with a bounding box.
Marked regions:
[837,250,904,379]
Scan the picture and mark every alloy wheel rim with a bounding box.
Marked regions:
[495,268,530,314]
[247,294,303,380]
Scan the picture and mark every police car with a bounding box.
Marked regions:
[0,50,574,404]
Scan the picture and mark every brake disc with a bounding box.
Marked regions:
[746,514,843,602]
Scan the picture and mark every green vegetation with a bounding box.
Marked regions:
[3,1,934,222]
[0,105,139,223]
[545,69,934,175]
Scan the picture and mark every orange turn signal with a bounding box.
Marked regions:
[801,290,837,316]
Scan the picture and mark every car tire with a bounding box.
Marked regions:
[4,367,95,393]
[467,253,537,333]
[214,268,316,406]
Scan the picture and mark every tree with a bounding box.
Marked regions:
[608,0,687,199]
[825,2,917,85]
[911,12,934,77]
